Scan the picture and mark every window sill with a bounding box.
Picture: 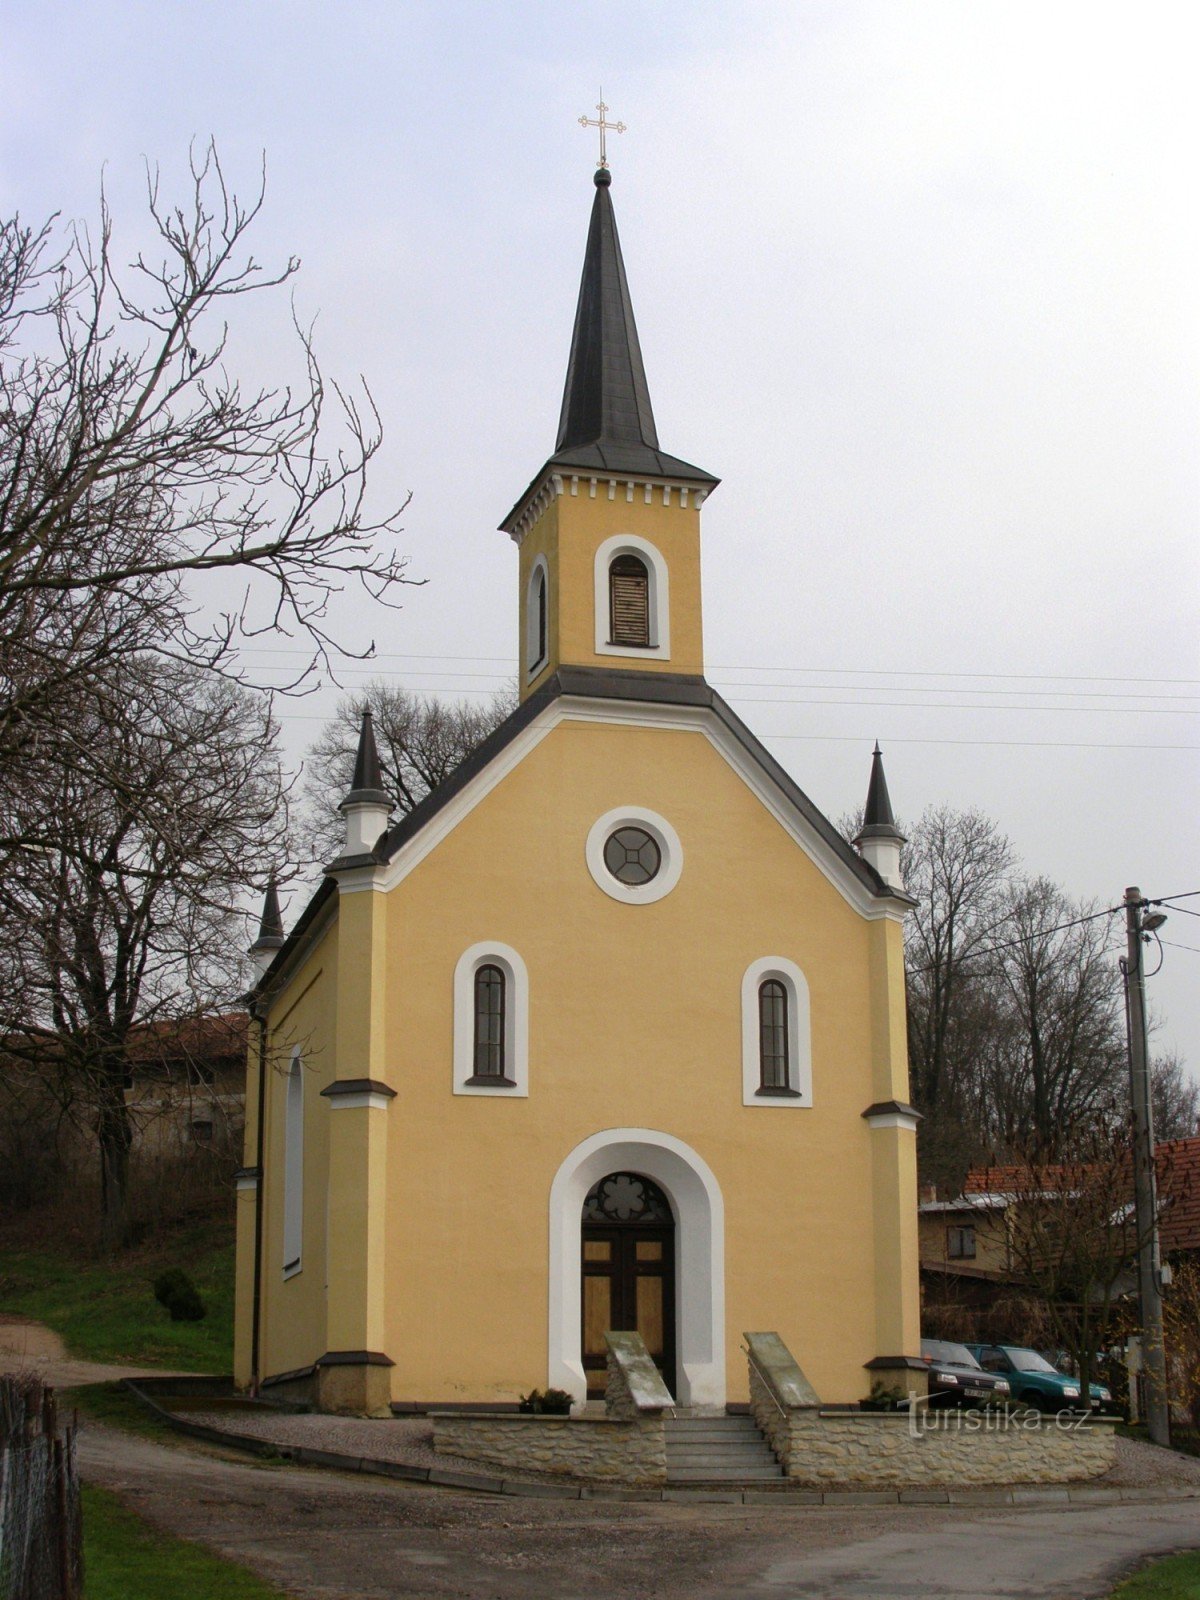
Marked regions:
[755,1086,802,1098]
[607,639,655,649]
[464,1075,518,1089]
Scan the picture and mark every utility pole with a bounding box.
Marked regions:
[1123,885,1170,1447]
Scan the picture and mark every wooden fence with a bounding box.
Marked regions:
[0,1376,82,1600]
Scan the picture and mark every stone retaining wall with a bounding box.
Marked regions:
[432,1413,667,1484]
[780,1409,1117,1488]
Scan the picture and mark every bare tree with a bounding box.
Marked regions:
[0,146,411,783]
[988,880,1125,1147]
[1152,1053,1200,1142]
[998,1114,1145,1405]
[298,679,516,865]
[0,654,289,1249]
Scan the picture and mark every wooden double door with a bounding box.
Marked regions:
[581,1172,677,1399]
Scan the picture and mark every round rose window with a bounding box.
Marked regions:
[602,825,661,886]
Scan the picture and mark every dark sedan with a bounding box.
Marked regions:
[920,1339,1012,1408]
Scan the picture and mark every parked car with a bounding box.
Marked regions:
[967,1344,1115,1412]
[920,1339,1012,1408]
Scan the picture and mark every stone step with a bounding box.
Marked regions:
[667,1471,784,1484]
[667,1439,771,1452]
[666,1430,774,1446]
[663,1411,784,1483]
[666,1419,761,1430]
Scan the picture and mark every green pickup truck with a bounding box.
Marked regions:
[966,1344,1114,1411]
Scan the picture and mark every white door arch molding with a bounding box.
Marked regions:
[547,1128,725,1407]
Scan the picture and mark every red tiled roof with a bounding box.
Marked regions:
[962,1137,1200,1254]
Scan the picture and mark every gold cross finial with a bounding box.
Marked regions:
[578,90,626,170]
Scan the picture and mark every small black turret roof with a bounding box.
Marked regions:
[250,872,285,952]
[341,707,390,810]
[857,743,903,842]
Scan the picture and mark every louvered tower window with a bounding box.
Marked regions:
[471,964,508,1081]
[758,979,789,1091]
[609,554,650,647]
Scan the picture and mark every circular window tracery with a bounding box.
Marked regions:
[603,826,661,886]
[585,806,683,905]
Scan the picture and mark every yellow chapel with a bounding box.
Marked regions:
[233,162,921,1417]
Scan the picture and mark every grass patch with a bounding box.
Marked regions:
[61,1381,178,1443]
[0,1215,233,1372]
[82,1483,293,1599]
[1109,1549,1200,1597]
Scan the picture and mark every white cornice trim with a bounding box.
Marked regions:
[505,472,709,547]
[270,694,907,979]
[865,1111,920,1132]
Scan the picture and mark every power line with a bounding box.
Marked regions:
[906,905,1123,977]
[231,643,1200,687]
[1159,939,1200,956]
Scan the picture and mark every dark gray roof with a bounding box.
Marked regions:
[250,873,285,952]
[857,742,903,842]
[342,708,390,809]
[502,172,716,530]
[254,670,910,993]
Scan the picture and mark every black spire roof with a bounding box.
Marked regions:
[856,743,903,841]
[250,872,285,953]
[548,170,716,485]
[341,708,390,809]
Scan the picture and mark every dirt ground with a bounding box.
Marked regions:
[6,1328,1200,1599]
[77,1419,966,1600]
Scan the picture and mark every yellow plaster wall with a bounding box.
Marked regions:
[378,717,910,1405]
[254,923,338,1381]
[517,485,705,698]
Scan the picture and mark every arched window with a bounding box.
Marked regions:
[283,1051,303,1277]
[472,963,508,1082]
[454,943,530,1095]
[758,979,789,1091]
[535,567,547,665]
[527,557,548,675]
[741,957,811,1107]
[609,554,650,647]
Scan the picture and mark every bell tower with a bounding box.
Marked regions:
[501,167,718,700]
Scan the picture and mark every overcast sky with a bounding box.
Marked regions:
[3,1,1196,1067]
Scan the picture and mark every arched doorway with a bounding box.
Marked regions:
[547,1128,725,1408]
[581,1172,677,1398]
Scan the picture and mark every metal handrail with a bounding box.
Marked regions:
[742,1342,789,1422]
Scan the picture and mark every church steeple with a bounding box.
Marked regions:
[504,169,718,700]
[551,170,716,484]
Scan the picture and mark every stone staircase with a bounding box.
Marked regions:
[664,1414,784,1484]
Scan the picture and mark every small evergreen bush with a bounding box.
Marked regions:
[152,1267,206,1322]
[518,1387,573,1414]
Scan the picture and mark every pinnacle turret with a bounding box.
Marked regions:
[855,744,905,891]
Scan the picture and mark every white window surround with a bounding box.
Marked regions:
[525,554,549,680]
[585,806,683,905]
[740,956,812,1107]
[452,941,530,1097]
[547,1128,725,1408]
[282,1050,303,1278]
[593,533,671,660]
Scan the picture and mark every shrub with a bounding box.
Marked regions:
[518,1387,573,1415]
[153,1267,206,1322]
[858,1381,907,1411]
